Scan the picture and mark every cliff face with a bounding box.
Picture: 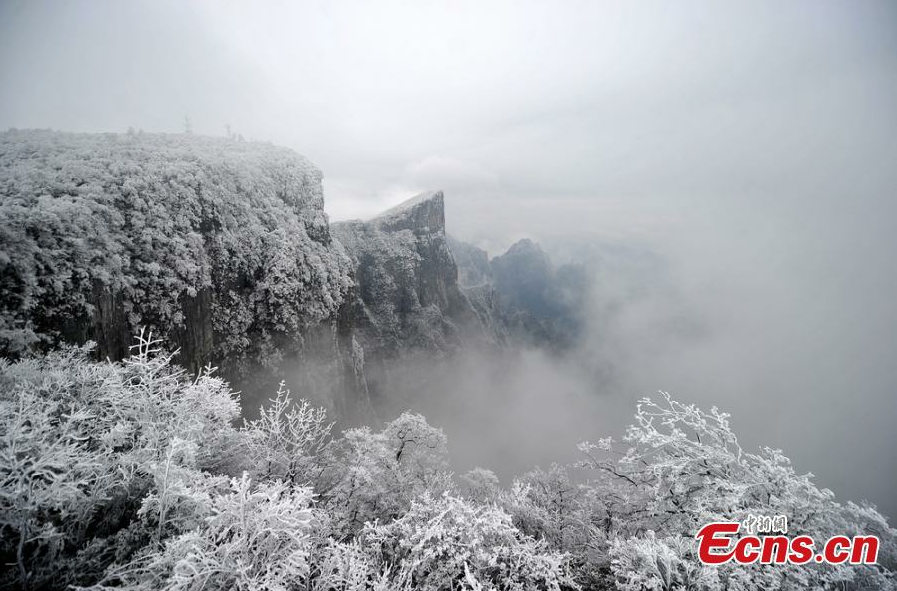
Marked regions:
[0,130,352,377]
[0,133,486,419]
[331,192,479,361]
[0,131,583,421]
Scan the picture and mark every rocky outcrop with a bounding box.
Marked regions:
[0,133,482,419]
[447,235,492,289]
[331,191,481,362]
[328,192,497,414]
[0,130,354,393]
[0,131,585,421]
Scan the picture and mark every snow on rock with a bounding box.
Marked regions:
[0,129,353,372]
[370,190,445,235]
[331,190,477,359]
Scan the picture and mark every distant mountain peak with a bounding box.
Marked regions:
[371,190,445,235]
[373,190,444,220]
[504,238,543,255]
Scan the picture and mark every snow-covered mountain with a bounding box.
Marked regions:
[0,130,351,370]
[0,131,583,419]
[332,191,479,358]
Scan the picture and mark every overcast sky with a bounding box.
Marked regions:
[2,1,896,516]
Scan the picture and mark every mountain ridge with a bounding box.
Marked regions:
[0,130,583,420]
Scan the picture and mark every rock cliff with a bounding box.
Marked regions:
[0,130,358,408]
[0,131,584,420]
[331,192,478,356]
[330,192,488,409]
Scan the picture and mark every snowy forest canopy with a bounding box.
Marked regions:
[1,336,894,590]
[0,130,351,371]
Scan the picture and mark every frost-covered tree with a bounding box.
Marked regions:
[0,334,241,589]
[2,338,895,591]
[500,464,612,589]
[241,382,333,485]
[361,492,576,591]
[96,475,315,591]
[318,412,452,537]
[0,130,352,373]
[609,531,719,591]
[577,392,897,590]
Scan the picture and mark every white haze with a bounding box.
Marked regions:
[1,1,896,517]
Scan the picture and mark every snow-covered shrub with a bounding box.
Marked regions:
[459,467,502,504]
[500,465,611,589]
[610,531,719,591]
[136,437,225,545]
[310,539,390,591]
[0,334,241,589]
[3,336,895,591]
[242,382,333,485]
[361,492,576,591]
[0,363,107,587]
[505,465,584,549]
[578,392,897,590]
[318,411,452,536]
[99,475,315,591]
